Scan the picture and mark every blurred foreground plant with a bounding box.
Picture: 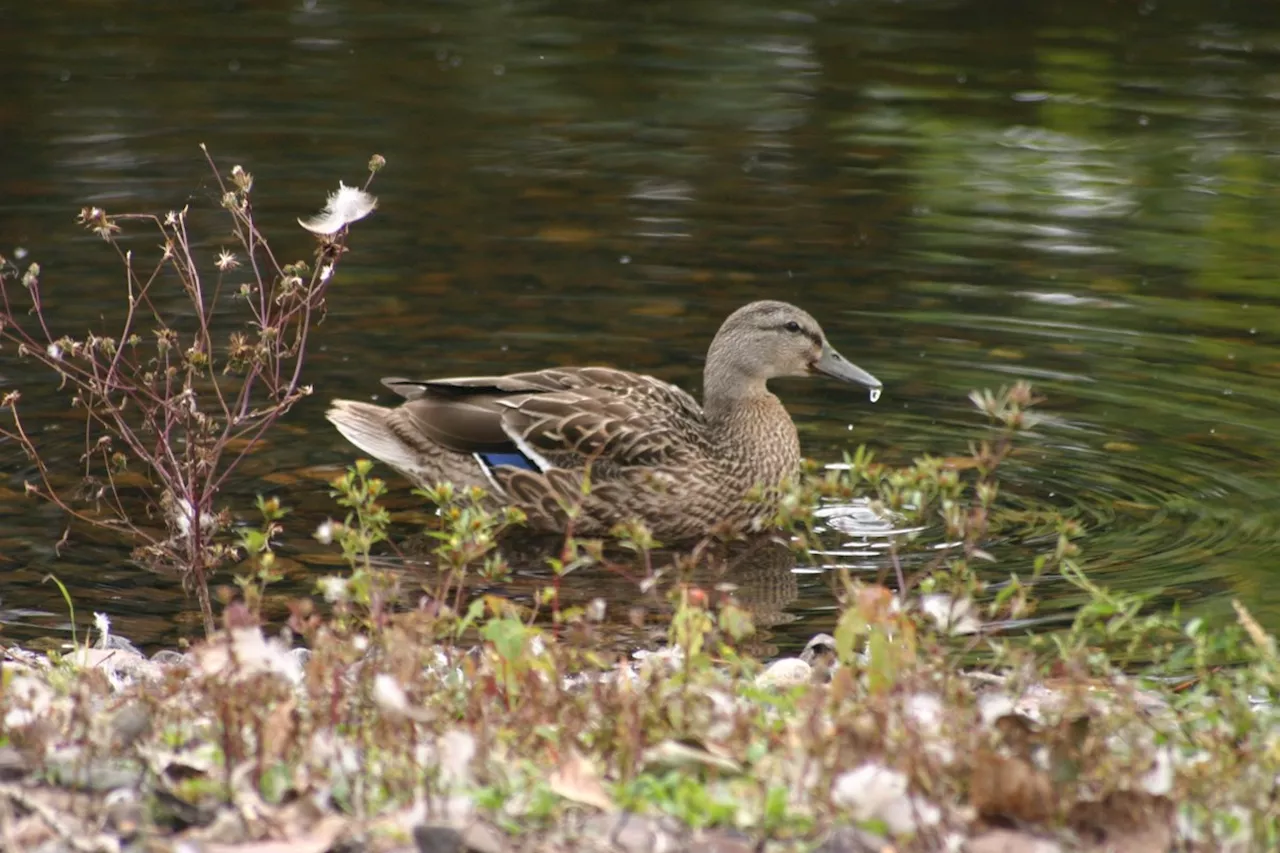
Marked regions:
[783,381,1075,633]
[196,382,1280,847]
[4,382,1274,850]
[0,149,383,634]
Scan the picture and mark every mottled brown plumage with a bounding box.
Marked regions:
[326,301,881,541]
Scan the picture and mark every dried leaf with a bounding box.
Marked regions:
[855,585,897,623]
[1068,791,1174,853]
[643,739,742,774]
[970,749,1054,823]
[203,814,345,853]
[261,697,297,764]
[966,829,1063,853]
[1233,599,1276,658]
[548,750,614,811]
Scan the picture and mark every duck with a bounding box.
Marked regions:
[325,300,881,541]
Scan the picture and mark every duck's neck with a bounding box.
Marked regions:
[703,365,800,465]
[703,360,770,425]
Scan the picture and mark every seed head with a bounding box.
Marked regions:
[215,249,239,271]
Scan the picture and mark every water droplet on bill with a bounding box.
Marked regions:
[869,387,882,403]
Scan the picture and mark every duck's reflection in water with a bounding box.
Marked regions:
[395,531,800,658]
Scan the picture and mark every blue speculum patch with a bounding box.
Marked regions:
[478,452,538,471]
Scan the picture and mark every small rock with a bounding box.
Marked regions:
[965,829,1063,853]
[421,794,477,826]
[191,625,303,684]
[831,762,941,835]
[151,649,189,667]
[459,821,509,853]
[586,812,680,853]
[414,825,463,853]
[755,657,811,689]
[0,746,28,779]
[105,788,144,839]
[98,628,144,655]
[2,676,55,729]
[69,645,163,684]
[1140,747,1174,796]
[111,702,153,748]
[45,755,142,791]
[813,826,894,853]
[801,633,839,680]
[977,691,1017,726]
[437,729,477,790]
[832,763,908,813]
[801,633,837,661]
[687,829,755,853]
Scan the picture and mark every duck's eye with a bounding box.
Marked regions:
[784,321,802,333]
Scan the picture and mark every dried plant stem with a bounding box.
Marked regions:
[0,150,382,635]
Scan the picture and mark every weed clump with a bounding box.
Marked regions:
[1,377,1276,851]
[0,149,382,634]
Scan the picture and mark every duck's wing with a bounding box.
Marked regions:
[494,369,708,469]
[379,374,538,452]
[382,367,705,469]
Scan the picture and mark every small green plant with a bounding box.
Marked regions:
[615,771,740,829]
[419,481,525,618]
[41,574,80,653]
[325,459,393,574]
[311,459,397,631]
[233,495,289,619]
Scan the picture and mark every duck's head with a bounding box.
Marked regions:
[706,300,882,398]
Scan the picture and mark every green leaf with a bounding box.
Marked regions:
[482,617,529,663]
[258,762,293,804]
[834,605,867,665]
[764,784,789,826]
[456,598,486,639]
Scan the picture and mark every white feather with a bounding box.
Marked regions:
[298,183,378,235]
[472,453,506,493]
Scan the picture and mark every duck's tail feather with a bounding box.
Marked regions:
[326,399,419,474]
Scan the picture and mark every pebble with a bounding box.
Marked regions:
[755,657,811,689]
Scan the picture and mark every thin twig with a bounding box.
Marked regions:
[0,784,118,853]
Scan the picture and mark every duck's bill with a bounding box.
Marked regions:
[813,345,883,398]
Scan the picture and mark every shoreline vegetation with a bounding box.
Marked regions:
[0,162,1276,852]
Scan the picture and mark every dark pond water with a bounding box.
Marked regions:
[4,0,1280,654]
